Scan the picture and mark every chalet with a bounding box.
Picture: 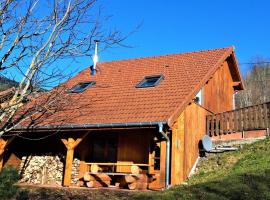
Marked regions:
[0,46,250,189]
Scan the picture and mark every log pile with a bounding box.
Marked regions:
[118,174,148,190]
[83,173,111,188]
[82,164,149,190]
[83,173,149,190]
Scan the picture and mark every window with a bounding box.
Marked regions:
[69,81,96,93]
[195,89,203,105]
[136,75,164,88]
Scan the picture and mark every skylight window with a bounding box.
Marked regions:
[69,81,96,93]
[136,75,164,88]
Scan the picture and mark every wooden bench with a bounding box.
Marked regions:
[83,162,150,190]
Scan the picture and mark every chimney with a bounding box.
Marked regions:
[91,40,99,75]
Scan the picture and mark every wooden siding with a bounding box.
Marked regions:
[117,131,151,164]
[203,60,235,113]
[183,103,211,178]
[170,103,210,185]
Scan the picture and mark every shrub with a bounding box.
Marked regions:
[0,167,19,200]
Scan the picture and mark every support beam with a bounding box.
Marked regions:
[148,146,154,174]
[61,134,87,187]
[171,112,185,185]
[159,140,166,187]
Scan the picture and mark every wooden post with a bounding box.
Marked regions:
[148,146,154,174]
[171,112,185,185]
[159,140,166,187]
[61,134,87,187]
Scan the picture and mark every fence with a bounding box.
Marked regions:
[206,102,270,136]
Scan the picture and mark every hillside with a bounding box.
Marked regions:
[0,75,18,91]
[135,137,270,200]
[16,137,270,200]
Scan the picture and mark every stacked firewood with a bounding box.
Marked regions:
[83,173,149,190]
[19,155,64,185]
[118,174,148,190]
[83,173,112,188]
[82,164,149,190]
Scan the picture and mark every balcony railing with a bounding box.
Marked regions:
[206,102,270,136]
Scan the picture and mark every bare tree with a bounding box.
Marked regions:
[0,0,130,136]
[235,59,270,108]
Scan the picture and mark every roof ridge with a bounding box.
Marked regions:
[99,46,234,64]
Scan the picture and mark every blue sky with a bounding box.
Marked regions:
[3,0,270,84]
[94,0,270,75]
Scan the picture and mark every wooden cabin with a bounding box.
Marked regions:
[0,46,244,189]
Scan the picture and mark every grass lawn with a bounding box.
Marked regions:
[16,138,270,200]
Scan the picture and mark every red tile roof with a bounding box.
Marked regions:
[17,46,242,129]
[0,87,15,103]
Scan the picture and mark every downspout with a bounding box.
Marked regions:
[158,122,170,188]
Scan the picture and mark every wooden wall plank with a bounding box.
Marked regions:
[203,60,235,113]
[117,132,150,164]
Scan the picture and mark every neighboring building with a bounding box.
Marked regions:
[0,46,244,189]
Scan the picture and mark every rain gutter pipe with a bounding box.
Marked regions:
[158,122,170,188]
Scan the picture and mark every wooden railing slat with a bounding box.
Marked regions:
[266,103,270,128]
[258,105,264,128]
[215,115,220,135]
[248,107,253,130]
[238,109,243,131]
[211,115,215,136]
[220,113,224,135]
[206,115,211,136]
[243,108,248,131]
[229,112,234,133]
[225,112,229,134]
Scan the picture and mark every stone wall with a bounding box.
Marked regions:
[19,154,81,186]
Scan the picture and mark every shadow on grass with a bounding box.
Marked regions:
[15,171,270,200]
[134,169,270,200]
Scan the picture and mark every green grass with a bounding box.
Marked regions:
[134,138,270,200]
[17,138,270,200]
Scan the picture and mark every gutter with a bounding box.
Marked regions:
[13,121,167,131]
[158,122,170,188]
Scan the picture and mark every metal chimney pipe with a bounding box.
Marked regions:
[91,40,99,75]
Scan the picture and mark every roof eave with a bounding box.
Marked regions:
[229,51,245,90]
[11,121,168,132]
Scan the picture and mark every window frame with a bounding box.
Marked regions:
[68,81,96,93]
[136,75,164,88]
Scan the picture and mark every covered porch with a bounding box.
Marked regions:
[75,128,166,190]
[0,125,168,190]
